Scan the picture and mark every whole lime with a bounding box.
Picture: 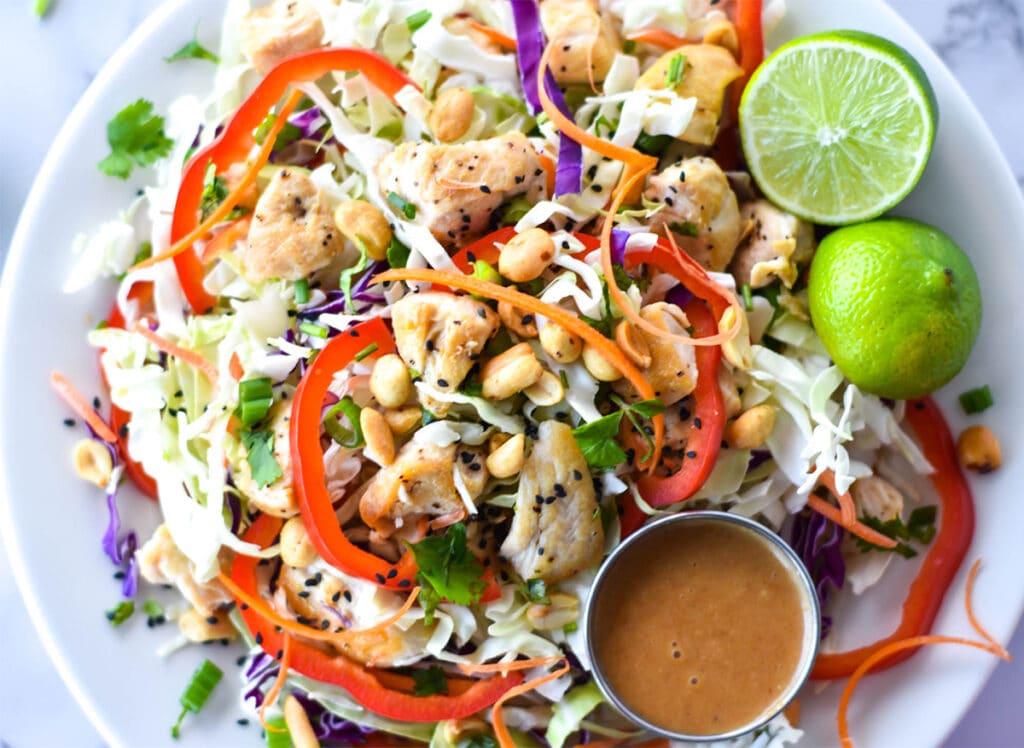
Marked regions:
[808,217,981,399]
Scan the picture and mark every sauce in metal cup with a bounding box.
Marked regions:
[584,511,819,742]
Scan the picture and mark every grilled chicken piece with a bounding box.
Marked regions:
[500,421,603,583]
[276,563,427,667]
[359,441,489,537]
[375,133,546,247]
[540,0,619,85]
[242,169,344,283]
[730,199,816,289]
[636,44,743,146]
[233,403,299,518]
[645,157,743,271]
[390,291,498,417]
[240,0,325,75]
[137,525,233,616]
[613,302,699,407]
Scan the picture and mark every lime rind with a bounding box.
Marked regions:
[739,31,937,226]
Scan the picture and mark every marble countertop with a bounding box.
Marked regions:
[1,1,1023,746]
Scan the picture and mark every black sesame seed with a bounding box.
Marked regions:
[545,496,556,505]
[387,568,398,579]
[206,616,218,625]
[332,591,341,603]
[398,579,411,588]
[344,590,353,602]
[686,450,698,458]
[437,378,449,388]
[296,615,312,626]
[298,590,310,598]
[375,573,386,584]
[694,417,702,429]
[426,340,435,351]
[255,632,263,645]
[237,718,250,726]
[275,649,284,660]
[537,547,545,555]
[554,483,566,497]
[63,418,76,427]
[573,470,583,481]
[460,451,474,464]
[480,185,492,194]
[514,175,525,184]
[591,184,603,193]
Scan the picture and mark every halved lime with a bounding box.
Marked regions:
[739,30,938,225]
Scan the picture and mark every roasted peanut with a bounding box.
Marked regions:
[539,322,582,363]
[615,320,652,368]
[428,86,475,143]
[582,344,622,382]
[361,407,396,467]
[525,592,579,630]
[486,433,526,479]
[280,515,318,568]
[370,353,412,408]
[957,425,1001,473]
[523,370,565,407]
[488,432,512,452]
[481,343,544,400]
[383,405,422,434]
[725,404,776,449]
[333,199,392,260]
[73,438,114,487]
[498,300,538,338]
[498,228,555,283]
[178,608,237,642]
[284,694,320,748]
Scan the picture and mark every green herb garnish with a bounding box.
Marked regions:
[98,99,173,179]
[854,505,938,559]
[523,578,550,605]
[959,385,994,415]
[166,25,220,64]
[412,666,449,696]
[387,191,417,220]
[240,428,283,488]
[106,600,135,626]
[572,398,666,469]
[294,278,310,305]
[665,54,686,87]
[171,659,223,738]
[406,9,432,31]
[323,397,364,448]
[408,523,486,625]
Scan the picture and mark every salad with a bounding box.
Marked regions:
[53,0,1007,746]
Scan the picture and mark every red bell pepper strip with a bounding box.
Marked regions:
[230,514,524,721]
[290,318,420,590]
[716,0,764,170]
[450,227,599,273]
[169,49,418,313]
[810,397,975,680]
[101,295,160,500]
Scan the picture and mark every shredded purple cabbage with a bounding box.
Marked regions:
[292,691,376,745]
[788,511,845,638]
[289,107,328,140]
[609,228,630,266]
[97,437,139,598]
[665,284,694,309]
[300,262,389,318]
[510,0,582,196]
[748,449,772,470]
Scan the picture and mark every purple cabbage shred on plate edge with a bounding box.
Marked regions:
[788,510,845,639]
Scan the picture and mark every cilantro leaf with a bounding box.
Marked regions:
[572,412,628,469]
[240,429,283,488]
[412,666,449,697]
[854,505,938,559]
[166,26,220,64]
[627,398,667,418]
[199,161,249,221]
[408,523,486,624]
[97,99,174,179]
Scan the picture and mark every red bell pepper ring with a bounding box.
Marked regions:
[170,48,418,313]
[811,397,976,679]
[231,514,524,721]
[290,318,419,590]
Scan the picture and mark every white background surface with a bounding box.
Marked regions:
[1,1,1023,746]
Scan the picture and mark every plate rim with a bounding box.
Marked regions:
[1,1,1022,746]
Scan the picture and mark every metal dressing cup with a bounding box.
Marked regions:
[583,511,820,742]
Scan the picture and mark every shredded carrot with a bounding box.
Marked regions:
[50,371,119,443]
[600,173,742,348]
[229,352,245,382]
[626,28,690,49]
[456,655,563,677]
[837,560,1010,747]
[134,321,220,387]
[218,572,419,644]
[537,43,657,173]
[199,216,251,263]
[132,88,303,271]
[805,494,898,550]
[819,470,857,528]
[372,268,663,469]
[259,632,293,732]
[467,20,517,51]
[491,659,570,748]
[537,153,557,197]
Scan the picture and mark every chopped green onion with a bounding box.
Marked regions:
[143,599,165,625]
[386,236,412,268]
[387,191,417,220]
[633,131,673,156]
[669,221,700,238]
[665,53,686,87]
[959,385,994,415]
[376,120,404,140]
[559,370,570,390]
[33,0,52,18]
[741,283,753,312]
[421,406,437,426]
[106,600,134,626]
[299,321,329,339]
[323,397,364,448]
[523,578,550,604]
[294,279,310,304]
[239,377,273,401]
[264,717,292,748]
[238,377,274,427]
[472,260,502,285]
[563,622,579,634]
[497,195,532,226]
[354,342,379,362]
[406,9,432,31]
[622,39,637,54]
[171,659,223,738]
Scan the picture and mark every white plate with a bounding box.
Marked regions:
[2,1,1022,746]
